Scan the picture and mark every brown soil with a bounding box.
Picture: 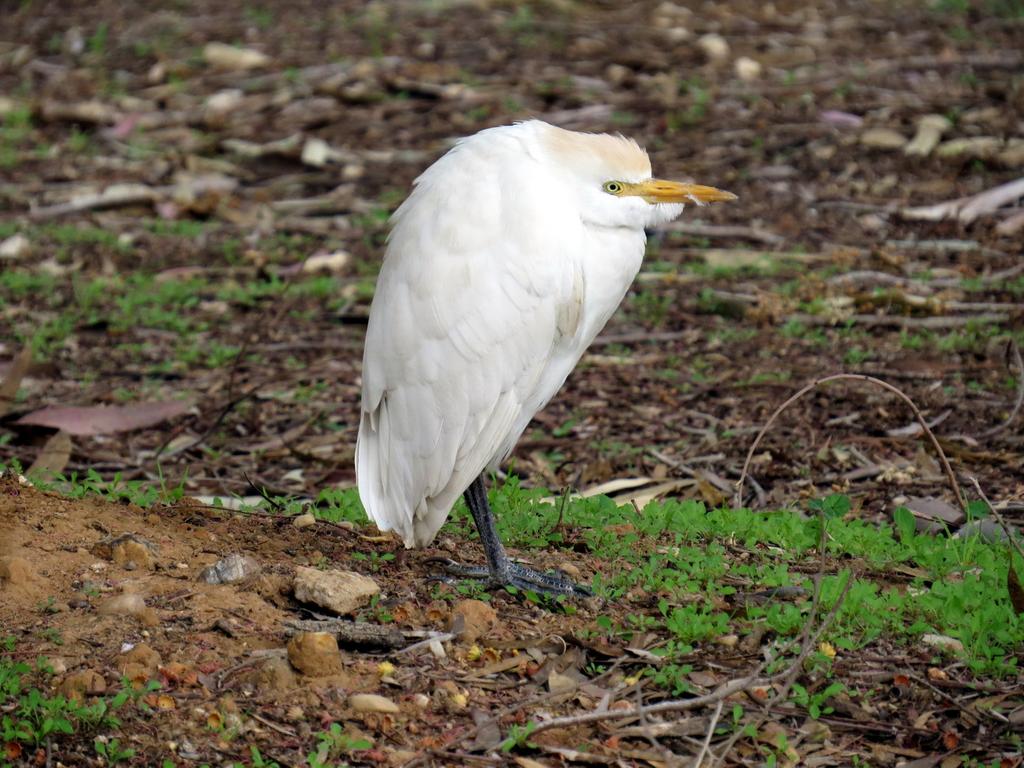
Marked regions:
[1,0,1024,765]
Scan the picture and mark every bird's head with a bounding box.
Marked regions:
[535,122,736,230]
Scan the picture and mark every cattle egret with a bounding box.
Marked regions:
[357,120,736,596]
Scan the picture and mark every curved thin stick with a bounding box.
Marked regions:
[733,373,966,513]
[976,340,1023,439]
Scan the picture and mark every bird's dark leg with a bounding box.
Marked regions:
[431,475,591,598]
[464,475,512,583]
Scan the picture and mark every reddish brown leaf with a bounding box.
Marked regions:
[16,401,191,436]
[942,731,960,750]
[1008,560,1024,616]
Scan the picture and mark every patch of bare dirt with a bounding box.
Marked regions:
[1,0,1024,763]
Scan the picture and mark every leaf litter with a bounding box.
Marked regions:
[1,0,1024,765]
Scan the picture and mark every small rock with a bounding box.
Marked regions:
[734,56,762,81]
[410,693,431,709]
[697,32,729,63]
[46,657,68,675]
[0,234,30,260]
[860,128,907,150]
[300,137,333,167]
[147,62,166,84]
[349,693,400,714]
[955,519,1014,544]
[922,633,964,654]
[901,496,965,535]
[287,632,343,676]
[292,512,317,529]
[293,566,380,616]
[121,643,162,676]
[449,599,497,644]
[199,553,260,584]
[60,670,106,700]
[203,42,270,71]
[716,634,739,648]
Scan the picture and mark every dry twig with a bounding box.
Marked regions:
[526,572,852,748]
[974,341,1024,439]
[969,478,1024,564]
[733,373,966,512]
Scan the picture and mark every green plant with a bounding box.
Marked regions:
[790,681,845,719]
[93,736,135,764]
[0,650,130,760]
[499,720,538,752]
[249,745,281,768]
[350,550,395,573]
[306,723,371,767]
[629,289,672,327]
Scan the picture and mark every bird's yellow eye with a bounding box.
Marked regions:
[603,181,624,195]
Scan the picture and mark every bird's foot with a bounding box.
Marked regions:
[426,557,592,598]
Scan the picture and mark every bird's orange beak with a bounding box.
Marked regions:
[632,179,737,206]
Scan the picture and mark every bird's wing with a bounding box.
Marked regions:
[357,139,584,547]
[357,244,578,547]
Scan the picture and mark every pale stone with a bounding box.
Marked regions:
[203,42,270,71]
[734,56,762,81]
[0,234,30,260]
[293,566,380,616]
[199,554,260,584]
[697,33,729,62]
[349,693,400,713]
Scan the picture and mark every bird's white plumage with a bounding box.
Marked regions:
[357,121,688,547]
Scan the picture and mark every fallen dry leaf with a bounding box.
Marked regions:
[0,346,32,417]
[27,430,72,476]
[513,758,550,768]
[17,401,191,436]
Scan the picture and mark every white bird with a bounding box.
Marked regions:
[357,120,735,595]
